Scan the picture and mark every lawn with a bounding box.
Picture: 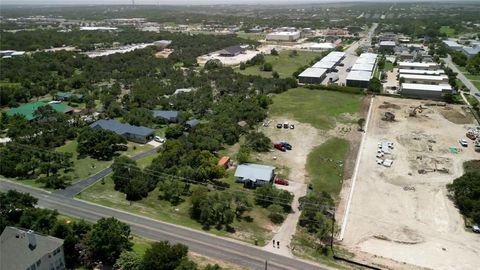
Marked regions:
[455,65,480,89]
[384,61,394,72]
[440,26,456,37]
[77,175,273,245]
[306,138,349,197]
[268,88,363,130]
[236,31,266,41]
[237,50,323,79]
[56,140,153,183]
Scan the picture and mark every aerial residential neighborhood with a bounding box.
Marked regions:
[0,1,479,270]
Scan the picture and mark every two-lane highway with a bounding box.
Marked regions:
[0,180,329,270]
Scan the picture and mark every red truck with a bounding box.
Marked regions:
[274,143,286,152]
[274,177,289,186]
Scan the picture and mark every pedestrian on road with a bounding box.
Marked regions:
[273,239,275,247]
[277,241,280,248]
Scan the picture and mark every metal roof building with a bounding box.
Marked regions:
[399,74,449,84]
[90,119,154,143]
[400,83,453,100]
[398,62,439,70]
[234,163,275,187]
[152,110,179,123]
[351,63,375,72]
[219,45,245,57]
[442,40,462,51]
[346,70,373,88]
[266,31,301,41]
[6,101,73,121]
[379,41,396,48]
[1,227,65,270]
[398,69,445,76]
[298,68,328,84]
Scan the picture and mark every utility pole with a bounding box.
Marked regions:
[264,260,268,270]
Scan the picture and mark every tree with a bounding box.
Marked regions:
[0,190,37,231]
[255,184,293,212]
[112,156,140,193]
[114,251,141,270]
[159,179,186,205]
[239,62,246,70]
[299,192,334,245]
[367,77,382,92]
[18,208,59,235]
[141,241,189,270]
[123,108,154,126]
[272,71,280,79]
[77,127,127,160]
[86,217,132,265]
[270,48,279,56]
[289,50,298,57]
[355,47,363,56]
[236,145,251,164]
[267,204,285,224]
[262,62,273,72]
[165,124,184,139]
[245,131,272,152]
[204,59,223,70]
[357,118,366,131]
[447,172,480,224]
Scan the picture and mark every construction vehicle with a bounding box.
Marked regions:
[409,105,423,117]
[383,111,395,121]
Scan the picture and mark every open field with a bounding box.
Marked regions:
[236,31,266,41]
[439,26,456,37]
[237,50,322,78]
[269,88,363,130]
[77,174,275,246]
[342,96,480,270]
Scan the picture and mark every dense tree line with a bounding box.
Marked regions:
[77,127,127,160]
[447,172,480,225]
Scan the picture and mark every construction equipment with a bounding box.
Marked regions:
[409,105,423,117]
[383,111,396,121]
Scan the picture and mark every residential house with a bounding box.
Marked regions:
[152,110,179,123]
[185,119,200,129]
[218,45,245,57]
[54,91,84,101]
[234,163,275,187]
[90,119,154,143]
[6,101,73,121]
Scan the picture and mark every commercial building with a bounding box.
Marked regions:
[6,101,73,121]
[443,40,462,51]
[152,110,179,123]
[0,50,26,58]
[266,31,301,41]
[346,70,373,88]
[307,42,336,50]
[90,119,155,143]
[379,41,396,49]
[398,69,445,76]
[351,63,375,72]
[398,62,439,70]
[311,51,345,71]
[54,91,84,101]
[218,45,245,57]
[400,83,453,100]
[298,68,328,84]
[399,74,449,85]
[1,227,65,270]
[462,46,480,58]
[234,163,275,187]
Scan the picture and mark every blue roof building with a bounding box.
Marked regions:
[186,119,200,129]
[234,163,275,187]
[90,119,154,144]
[152,110,179,123]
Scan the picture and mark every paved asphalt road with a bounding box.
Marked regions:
[0,180,329,270]
[444,55,480,102]
[54,147,159,197]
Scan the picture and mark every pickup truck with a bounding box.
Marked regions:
[274,143,286,152]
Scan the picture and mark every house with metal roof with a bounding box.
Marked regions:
[90,119,155,143]
[1,227,65,270]
[6,101,73,121]
[173,88,193,95]
[462,46,480,58]
[54,91,84,101]
[218,45,245,57]
[152,110,179,123]
[186,119,200,129]
[234,163,275,187]
[298,68,327,84]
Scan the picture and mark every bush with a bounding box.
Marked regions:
[245,131,271,152]
[270,48,279,56]
[447,172,480,225]
[262,62,273,72]
[268,204,285,224]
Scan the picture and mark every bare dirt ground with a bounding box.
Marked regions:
[342,96,480,270]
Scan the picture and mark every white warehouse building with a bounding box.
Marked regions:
[400,83,453,100]
[266,31,301,41]
[399,74,449,85]
[298,68,328,84]
[398,62,439,70]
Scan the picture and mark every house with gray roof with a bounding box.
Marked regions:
[90,119,154,143]
[1,227,65,270]
[185,119,200,130]
[219,45,245,57]
[234,163,275,187]
[152,110,179,123]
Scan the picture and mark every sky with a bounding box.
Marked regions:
[0,0,463,6]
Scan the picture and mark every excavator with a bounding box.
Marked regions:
[409,105,423,117]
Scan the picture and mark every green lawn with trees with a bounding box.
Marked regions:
[237,50,323,78]
[269,88,363,130]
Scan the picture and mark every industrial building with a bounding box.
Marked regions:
[311,51,345,71]
[399,74,449,85]
[443,40,462,51]
[346,70,373,88]
[463,46,480,58]
[379,41,396,49]
[400,83,453,100]
[346,53,377,87]
[218,45,245,57]
[398,62,439,70]
[298,68,328,84]
[266,31,301,41]
[306,42,336,50]
[398,69,445,76]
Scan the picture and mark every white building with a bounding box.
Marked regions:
[234,163,275,187]
[379,41,396,49]
[346,70,373,88]
[398,69,445,76]
[266,31,301,41]
[351,63,375,72]
[400,83,453,100]
[298,68,327,84]
[307,42,336,50]
[399,74,449,85]
[398,62,439,70]
[443,40,462,51]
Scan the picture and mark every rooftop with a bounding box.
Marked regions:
[234,163,275,182]
[398,62,438,68]
[346,70,372,81]
[6,101,73,121]
[219,45,245,55]
[298,67,328,78]
[443,40,461,48]
[379,41,396,46]
[1,227,63,270]
[401,83,452,92]
[351,63,375,72]
[398,69,445,75]
[90,119,154,136]
[152,110,178,120]
[399,74,448,81]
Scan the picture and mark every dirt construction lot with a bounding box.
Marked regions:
[342,96,480,270]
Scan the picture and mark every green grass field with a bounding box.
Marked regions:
[384,61,394,72]
[306,137,349,197]
[236,31,266,41]
[456,65,480,89]
[77,175,273,245]
[440,26,456,37]
[269,88,363,130]
[237,50,322,79]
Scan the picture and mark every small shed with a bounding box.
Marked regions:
[218,156,231,169]
[185,119,200,129]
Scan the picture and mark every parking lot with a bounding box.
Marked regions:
[342,96,480,270]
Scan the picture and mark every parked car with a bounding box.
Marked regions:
[274,143,286,152]
[376,159,383,165]
[279,141,292,150]
[473,224,480,233]
[459,139,468,147]
[338,63,344,67]
[346,67,352,72]
[475,93,480,97]
[283,122,289,129]
[274,177,289,186]
[290,124,295,129]
[276,123,282,129]
[154,136,165,143]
